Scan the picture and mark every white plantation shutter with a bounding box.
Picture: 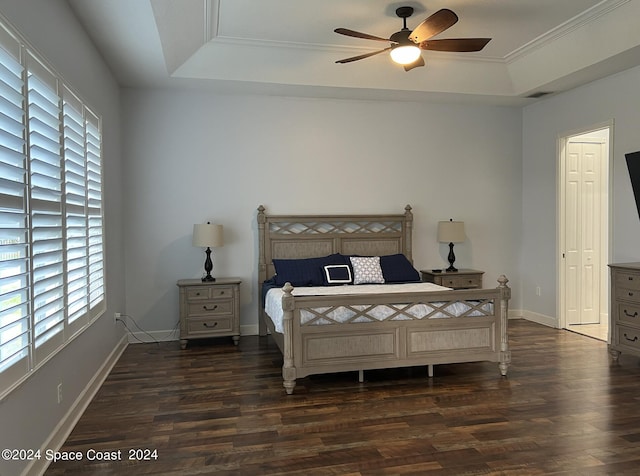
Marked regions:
[0,28,29,384]
[0,19,105,395]
[63,89,88,329]
[27,54,65,361]
[86,112,103,311]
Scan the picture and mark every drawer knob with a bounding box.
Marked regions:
[629,292,635,298]
[203,322,218,328]
[629,276,635,281]
[623,309,639,318]
[203,305,218,311]
[623,333,638,343]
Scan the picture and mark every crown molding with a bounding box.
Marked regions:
[505,0,630,63]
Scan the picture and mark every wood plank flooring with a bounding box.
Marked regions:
[45,320,640,475]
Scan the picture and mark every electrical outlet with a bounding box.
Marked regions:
[114,312,121,322]
[57,383,63,404]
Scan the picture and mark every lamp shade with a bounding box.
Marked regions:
[437,220,465,243]
[192,223,224,248]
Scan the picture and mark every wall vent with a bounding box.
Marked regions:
[526,91,553,98]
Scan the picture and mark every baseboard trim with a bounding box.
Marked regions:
[25,333,129,476]
[522,310,559,328]
[127,326,258,343]
[127,329,179,343]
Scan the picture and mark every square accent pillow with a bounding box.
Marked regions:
[323,264,352,285]
[350,256,385,285]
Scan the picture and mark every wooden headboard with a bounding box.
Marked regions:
[256,205,414,334]
[257,204,414,285]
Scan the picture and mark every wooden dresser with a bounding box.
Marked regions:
[177,278,241,349]
[609,263,640,360]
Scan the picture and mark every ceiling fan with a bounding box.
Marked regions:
[334,7,491,71]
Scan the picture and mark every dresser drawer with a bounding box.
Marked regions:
[614,324,640,353]
[615,271,640,292]
[186,316,233,335]
[188,300,233,317]
[615,286,640,303]
[186,285,235,301]
[617,302,640,326]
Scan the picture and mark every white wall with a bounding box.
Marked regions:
[522,65,640,324]
[0,1,126,475]
[122,89,523,335]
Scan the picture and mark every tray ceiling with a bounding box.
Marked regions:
[67,0,640,105]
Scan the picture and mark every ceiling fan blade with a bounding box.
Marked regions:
[419,38,491,52]
[335,47,392,64]
[334,28,390,42]
[403,56,425,72]
[409,9,458,44]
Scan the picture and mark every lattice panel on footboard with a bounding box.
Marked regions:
[298,298,496,326]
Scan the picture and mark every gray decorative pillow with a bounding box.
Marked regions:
[350,256,385,284]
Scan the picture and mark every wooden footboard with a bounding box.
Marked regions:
[278,276,511,394]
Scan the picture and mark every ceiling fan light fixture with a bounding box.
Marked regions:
[390,45,421,65]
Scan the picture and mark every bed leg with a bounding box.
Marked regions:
[427,364,434,378]
[358,370,364,383]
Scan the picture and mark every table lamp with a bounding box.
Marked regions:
[437,219,465,272]
[192,222,224,282]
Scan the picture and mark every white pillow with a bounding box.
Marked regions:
[350,256,385,285]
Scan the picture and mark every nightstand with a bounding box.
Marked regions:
[420,269,484,289]
[177,278,241,349]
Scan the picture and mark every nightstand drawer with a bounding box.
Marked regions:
[440,276,481,289]
[186,316,233,334]
[186,285,235,301]
[188,300,233,317]
[615,286,640,303]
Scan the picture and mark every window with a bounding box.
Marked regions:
[0,21,105,396]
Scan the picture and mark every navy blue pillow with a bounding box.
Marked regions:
[273,254,344,286]
[379,254,420,283]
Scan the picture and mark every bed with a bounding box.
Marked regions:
[257,205,511,394]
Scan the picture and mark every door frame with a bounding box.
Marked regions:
[557,120,614,333]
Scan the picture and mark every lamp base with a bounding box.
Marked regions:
[446,242,458,273]
[202,247,216,282]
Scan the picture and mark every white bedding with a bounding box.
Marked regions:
[265,282,493,333]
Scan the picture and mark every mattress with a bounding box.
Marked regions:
[264,282,494,333]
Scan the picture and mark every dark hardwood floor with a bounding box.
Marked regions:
[45,320,640,475]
